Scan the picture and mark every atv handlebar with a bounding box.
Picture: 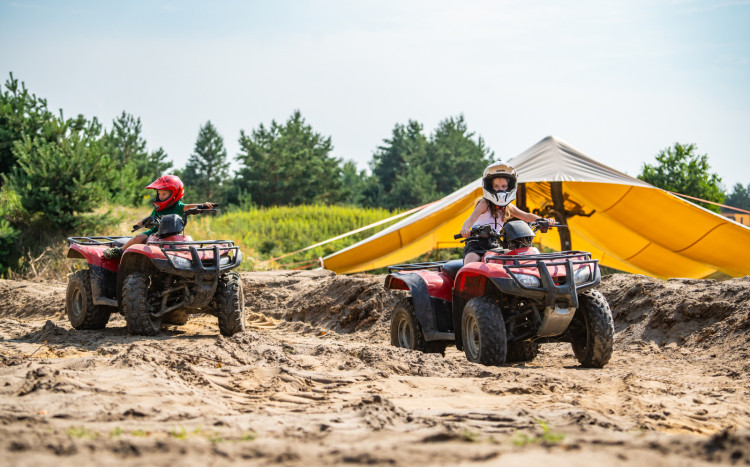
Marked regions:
[130,203,221,232]
[454,219,567,242]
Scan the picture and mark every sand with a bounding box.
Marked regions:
[1,270,749,466]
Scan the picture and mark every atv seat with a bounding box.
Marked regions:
[110,237,131,247]
[441,259,464,279]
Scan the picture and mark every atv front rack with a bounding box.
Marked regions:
[150,240,241,274]
[484,250,600,308]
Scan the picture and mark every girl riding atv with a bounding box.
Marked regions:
[460,162,555,265]
[104,175,215,259]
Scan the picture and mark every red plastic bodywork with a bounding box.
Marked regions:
[390,270,454,302]
[67,244,120,273]
[390,246,592,302]
[67,233,208,272]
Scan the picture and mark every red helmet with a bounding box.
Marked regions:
[146,175,184,211]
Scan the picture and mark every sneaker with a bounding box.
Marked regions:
[103,247,123,260]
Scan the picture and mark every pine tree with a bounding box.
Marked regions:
[182,121,229,202]
[236,110,342,206]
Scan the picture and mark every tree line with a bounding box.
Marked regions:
[1,72,749,273]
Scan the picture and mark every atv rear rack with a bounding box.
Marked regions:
[387,261,450,273]
[68,236,133,246]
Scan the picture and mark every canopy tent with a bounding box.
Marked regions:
[322,136,750,278]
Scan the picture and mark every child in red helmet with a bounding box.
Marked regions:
[104,175,215,259]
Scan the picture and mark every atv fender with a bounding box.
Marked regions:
[384,271,454,341]
[67,245,118,307]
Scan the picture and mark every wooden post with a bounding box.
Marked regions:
[517,182,528,213]
[550,182,572,251]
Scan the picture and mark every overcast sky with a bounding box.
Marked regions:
[2,0,749,189]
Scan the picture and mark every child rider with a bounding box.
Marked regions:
[460,162,555,265]
[104,175,215,259]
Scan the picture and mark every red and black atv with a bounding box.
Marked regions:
[65,205,246,336]
[384,219,614,367]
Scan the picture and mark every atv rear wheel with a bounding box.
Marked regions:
[66,269,112,330]
[122,272,161,336]
[568,289,614,368]
[461,297,507,365]
[505,340,540,363]
[390,298,447,355]
[214,273,246,336]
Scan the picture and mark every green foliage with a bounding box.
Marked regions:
[369,120,428,205]
[513,419,566,446]
[4,114,113,229]
[0,72,57,175]
[181,120,230,202]
[427,115,494,191]
[101,111,172,206]
[638,143,724,212]
[339,160,369,206]
[0,185,24,275]
[724,183,750,211]
[368,115,494,209]
[189,204,397,269]
[236,110,343,206]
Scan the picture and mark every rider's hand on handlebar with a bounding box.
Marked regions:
[460,226,471,239]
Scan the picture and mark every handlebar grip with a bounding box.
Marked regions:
[453,233,463,239]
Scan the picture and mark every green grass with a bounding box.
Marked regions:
[173,204,400,270]
[7,202,452,277]
[513,419,566,446]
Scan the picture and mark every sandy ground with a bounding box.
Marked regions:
[0,270,749,466]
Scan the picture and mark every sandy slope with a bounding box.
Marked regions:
[0,271,749,466]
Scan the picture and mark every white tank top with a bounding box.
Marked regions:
[474,208,503,230]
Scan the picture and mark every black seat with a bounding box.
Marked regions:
[441,259,464,279]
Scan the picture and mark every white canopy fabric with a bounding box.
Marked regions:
[323,136,750,278]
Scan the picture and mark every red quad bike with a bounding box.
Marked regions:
[384,219,615,367]
[65,205,246,336]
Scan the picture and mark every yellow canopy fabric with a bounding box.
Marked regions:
[323,136,750,278]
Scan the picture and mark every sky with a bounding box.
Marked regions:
[1,0,749,189]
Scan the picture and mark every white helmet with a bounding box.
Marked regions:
[482,162,517,207]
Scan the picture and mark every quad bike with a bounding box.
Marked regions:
[384,219,614,367]
[65,205,246,336]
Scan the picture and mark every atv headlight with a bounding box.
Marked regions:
[219,255,231,266]
[574,266,591,284]
[166,254,193,269]
[515,273,541,288]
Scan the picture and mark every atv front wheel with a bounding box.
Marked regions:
[390,298,447,355]
[213,273,246,336]
[505,340,540,363]
[461,297,507,365]
[568,289,614,368]
[122,272,161,336]
[66,269,112,330]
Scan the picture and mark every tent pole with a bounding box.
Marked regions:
[551,182,572,251]
[517,183,528,212]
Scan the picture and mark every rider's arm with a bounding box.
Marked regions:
[508,204,556,225]
[461,199,489,238]
[182,202,215,210]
